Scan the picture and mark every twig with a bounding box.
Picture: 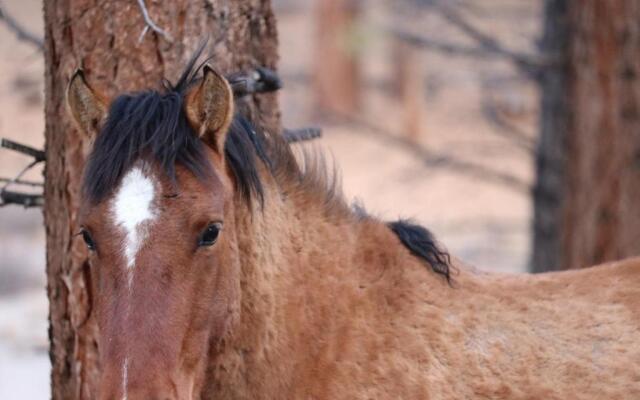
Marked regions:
[283,127,322,143]
[0,190,43,208]
[332,113,530,194]
[1,138,46,161]
[0,151,44,208]
[228,67,283,97]
[0,1,44,51]
[1,159,40,191]
[0,177,43,187]
[136,0,173,43]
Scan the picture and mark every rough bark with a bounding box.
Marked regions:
[42,1,279,398]
[532,0,640,272]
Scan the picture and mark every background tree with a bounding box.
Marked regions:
[312,0,361,116]
[43,1,279,398]
[532,0,640,272]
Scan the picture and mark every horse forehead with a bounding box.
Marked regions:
[111,166,159,228]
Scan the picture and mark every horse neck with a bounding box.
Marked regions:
[233,182,362,340]
[210,177,411,396]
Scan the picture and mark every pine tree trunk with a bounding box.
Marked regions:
[42,2,279,398]
[532,0,640,272]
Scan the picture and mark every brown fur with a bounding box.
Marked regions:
[69,72,640,400]
[204,159,640,400]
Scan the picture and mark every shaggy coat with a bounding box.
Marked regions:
[206,170,640,400]
[66,56,640,400]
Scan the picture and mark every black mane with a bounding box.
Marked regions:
[388,220,452,282]
[83,60,265,205]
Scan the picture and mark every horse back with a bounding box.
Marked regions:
[436,256,640,399]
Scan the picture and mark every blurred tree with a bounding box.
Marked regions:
[390,35,424,141]
[532,0,640,272]
[313,0,361,116]
[43,1,279,398]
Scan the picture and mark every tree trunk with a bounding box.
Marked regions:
[531,0,640,272]
[42,2,279,398]
[390,36,424,141]
[531,0,569,273]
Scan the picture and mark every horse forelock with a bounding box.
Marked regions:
[82,88,213,203]
[81,95,268,209]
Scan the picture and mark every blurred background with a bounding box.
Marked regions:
[2,0,637,397]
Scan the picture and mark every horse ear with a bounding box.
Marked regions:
[66,69,107,138]
[184,64,234,154]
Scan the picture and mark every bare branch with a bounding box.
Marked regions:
[332,113,530,194]
[1,138,46,161]
[136,0,173,43]
[436,6,551,76]
[228,67,283,97]
[1,159,41,191]
[0,177,43,187]
[0,1,44,51]
[0,190,43,208]
[389,27,494,59]
[283,127,322,143]
[388,26,553,80]
[387,3,556,79]
[479,101,535,154]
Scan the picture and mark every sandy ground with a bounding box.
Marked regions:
[0,0,540,397]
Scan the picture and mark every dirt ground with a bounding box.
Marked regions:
[0,0,541,397]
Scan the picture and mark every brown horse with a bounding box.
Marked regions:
[66,56,640,400]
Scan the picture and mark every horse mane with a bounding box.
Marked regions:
[388,220,451,282]
[81,51,451,282]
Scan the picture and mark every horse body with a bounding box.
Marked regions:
[65,54,640,399]
[207,179,640,400]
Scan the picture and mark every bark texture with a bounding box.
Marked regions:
[532,0,640,272]
[43,1,279,398]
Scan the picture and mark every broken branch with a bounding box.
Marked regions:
[228,67,283,97]
[0,190,43,208]
[283,127,322,143]
[1,138,46,161]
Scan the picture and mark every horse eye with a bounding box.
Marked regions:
[81,229,96,251]
[198,223,222,247]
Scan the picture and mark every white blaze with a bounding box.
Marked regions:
[122,357,129,400]
[111,167,157,272]
[110,166,158,400]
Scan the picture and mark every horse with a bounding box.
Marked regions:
[66,55,640,400]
